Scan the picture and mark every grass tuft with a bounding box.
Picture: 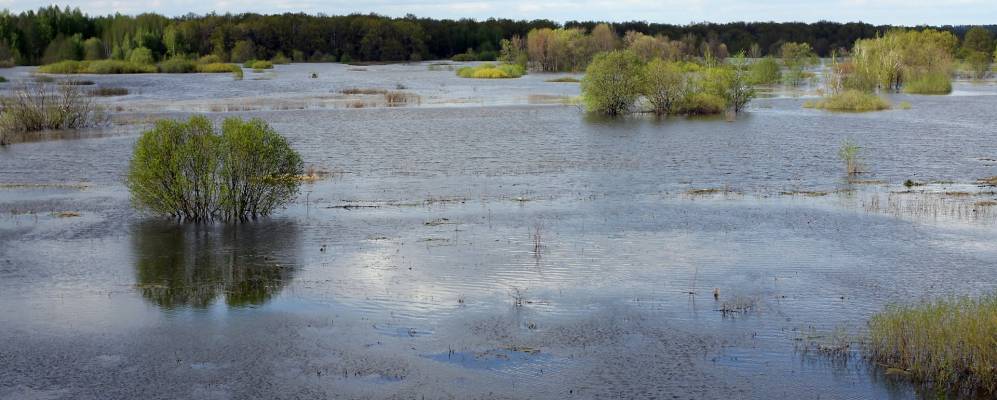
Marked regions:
[456,63,525,79]
[867,295,997,396]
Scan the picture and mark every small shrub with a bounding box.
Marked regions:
[128,47,154,65]
[0,82,106,145]
[808,90,890,112]
[271,52,291,64]
[126,116,303,221]
[867,295,997,396]
[678,93,727,115]
[838,139,861,175]
[748,56,782,85]
[384,91,416,106]
[158,57,197,73]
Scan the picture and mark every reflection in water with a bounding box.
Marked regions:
[131,220,299,310]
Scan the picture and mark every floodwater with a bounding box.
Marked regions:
[2,62,997,399]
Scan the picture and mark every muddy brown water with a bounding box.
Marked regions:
[1,62,997,399]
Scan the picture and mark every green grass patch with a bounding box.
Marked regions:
[867,294,997,396]
[903,72,952,95]
[804,90,890,112]
[243,60,274,70]
[158,57,198,73]
[37,60,157,74]
[456,63,525,79]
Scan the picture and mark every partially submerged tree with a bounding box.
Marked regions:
[127,116,303,222]
[581,50,644,116]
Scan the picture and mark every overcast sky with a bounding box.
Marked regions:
[0,0,993,26]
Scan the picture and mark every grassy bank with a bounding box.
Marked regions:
[867,295,997,396]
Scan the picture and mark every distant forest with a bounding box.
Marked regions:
[0,6,994,64]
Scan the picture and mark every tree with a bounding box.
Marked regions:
[126,116,303,222]
[230,40,256,63]
[962,27,993,55]
[128,46,154,65]
[82,37,103,60]
[590,23,618,53]
[580,50,644,115]
[641,59,685,115]
[780,42,817,85]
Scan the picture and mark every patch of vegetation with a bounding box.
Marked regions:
[243,59,274,70]
[748,56,781,85]
[90,87,128,96]
[838,139,861,175]
[0,82,106,145]
[37,59,158,74]
[126,116,303,221]
[903,71,952,95]
[196,63,240,73]
[158,57,198,73]
[545,76,580,83]
[804,90,890,112]
[582,51,754,117]
[456,63,525,79]
[341,88,387,95]
[867,294,997,396]
[270,52,291,65]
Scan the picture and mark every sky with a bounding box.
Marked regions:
[0,0,994,26]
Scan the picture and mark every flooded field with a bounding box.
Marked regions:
[2,62,997,399]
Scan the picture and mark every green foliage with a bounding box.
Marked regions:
[126,116,303,221]
[230,40,256,63]
[196,63,239,73]
[128,47,154,65]
[838,139,861,175]
[642,58,686,115]
[455,63,525,79]
[158,57,197,73]
[581,50,644,115]
[38,59,157,74]
[805,90,891,112]
[748,56,781,84]
[851,29,956,93]
[965,51,992,79]
[0,82,105,145]
[867,294,997,396]
[41,34,83,64]
[903,71,952,94]
[198,54,222,64]
[82,37,103,60]
[679,93,727,115]
[961,27,994,55]
[271,52,291,64]
[244,60,273,70]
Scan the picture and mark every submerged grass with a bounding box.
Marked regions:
[804,90,890,112]
[546,76,581,83]
[867,294,997,396]
[456,63,525,79]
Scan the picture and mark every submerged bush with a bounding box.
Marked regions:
[903,71,952,94]
[642,58,685,115]
[0,82,106,145]
[455,63,525,78]
[126,116,303,221]
[197,63,240,73]
[243,59,274,70]
[805,90,890,112]
[581,50,644,116]
[867,295,997,396]
[748,56,781,85]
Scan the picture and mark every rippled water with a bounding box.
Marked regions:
[1,63,996,399]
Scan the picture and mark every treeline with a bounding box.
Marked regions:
[0,6,994,65]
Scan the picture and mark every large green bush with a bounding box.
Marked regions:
[581,50,644,116]
[641,59,685,115]
[748,56,781,84]
[127,116,303,221]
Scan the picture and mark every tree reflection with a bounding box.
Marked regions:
[131,220,299,310]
